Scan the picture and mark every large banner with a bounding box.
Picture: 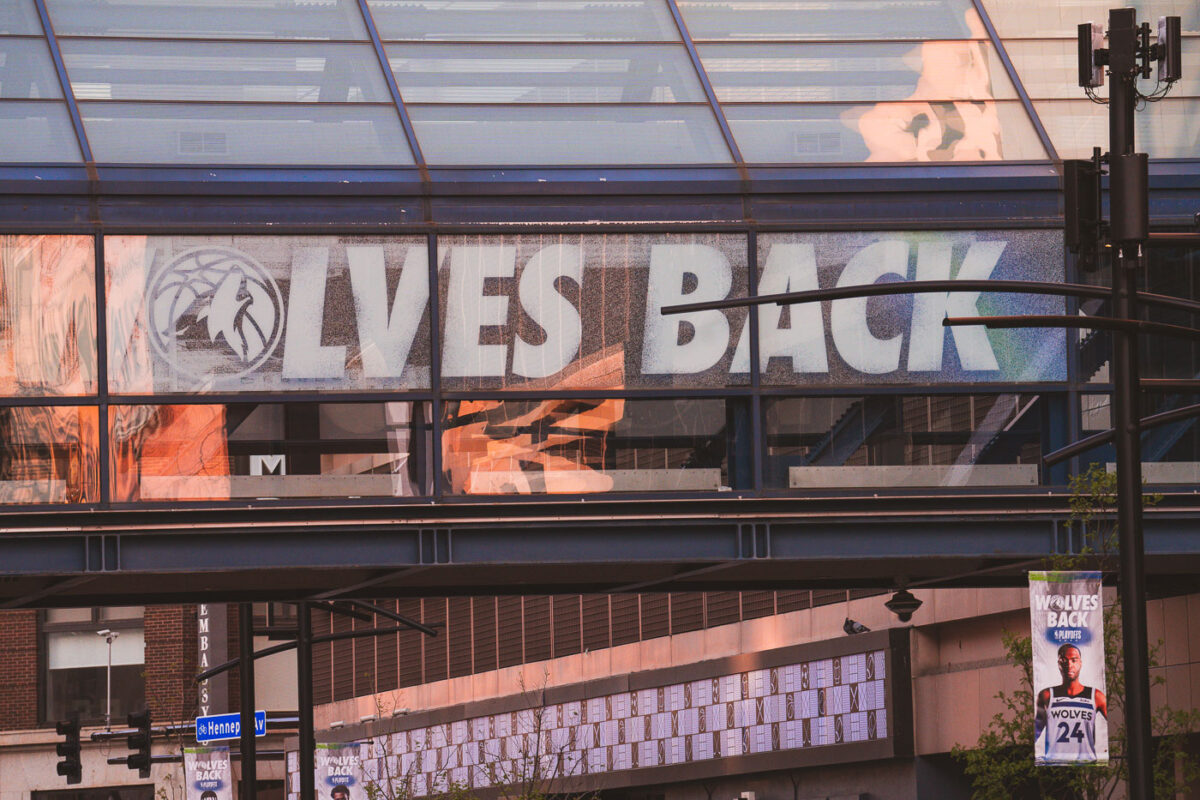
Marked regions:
[184,745,233,800]
[315,742,368,800]
[1030,571,1108,765]
[105,231,1065,394]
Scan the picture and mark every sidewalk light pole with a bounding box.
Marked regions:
[1077,10,1180,797]
[97,628,119,730]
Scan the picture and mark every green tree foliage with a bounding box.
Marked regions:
[951,465,1200,799]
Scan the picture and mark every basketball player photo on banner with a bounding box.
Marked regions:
[1030,571,1108,765]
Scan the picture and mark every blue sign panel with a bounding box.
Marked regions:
[195,711,266,743]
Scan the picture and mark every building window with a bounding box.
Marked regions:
[42,607,145,725]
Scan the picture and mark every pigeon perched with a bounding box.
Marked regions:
[843,618,870,635]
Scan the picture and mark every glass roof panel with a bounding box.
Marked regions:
[407,104,731,164]
[44,0,369,40]
[79,102,413,165]
[0,102,82,162]
[724,100,1047,162]
[0,38,64,99]
[1033,99,1200,159]
[60,40,391,102]
[699,42,1018,103]
[677,0,984,41]
[1001,38,1200,100]
[981,0,1200,39]
[385,43,705,103]
[0,0,44,34]
[367,0,680,41]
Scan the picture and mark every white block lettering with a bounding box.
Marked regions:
[348,245,429,378]
[512,244,583,379]
[641,244,731,375]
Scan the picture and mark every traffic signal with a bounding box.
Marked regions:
[55,718,82,785]
[1064,156,1103,272]
[126,709,152,778]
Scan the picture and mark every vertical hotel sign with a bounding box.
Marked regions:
[197,604,228,717]
[1030,571,1108,765]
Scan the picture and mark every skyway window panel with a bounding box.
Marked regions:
[698,42,1019,103]
[407,104,732,164]
[723,100,1048,163]
[1002,39,1200,100]
[0,38,65,99]
[384,43,706,103]
[42,0,370,40]
[0,101,83,162]
[0,0,43,34]
[0,235,96,395]
[366,0,680,42]
[675,0,986,41]
[979,0,1200,39]
[1033,98,1200,160]
[59,41,393,103]
[79,102,414,165]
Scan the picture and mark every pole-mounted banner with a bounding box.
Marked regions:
[1030,571,1109,765]
[315,742,368,800]
[184,745,233,800]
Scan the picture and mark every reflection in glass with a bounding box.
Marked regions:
[409,104,731,165]
[1079,394,1200,484]
[764,395,1043,488]
[443,398,748,494]
[0,1,44,35]
[1033,98,1200,160]
[0,38,65,99]
[725,100,1046,163]
[80,102,413,165]
[980,0,1200,39]
[0,405,99,504]
[699,41,1017,103]
[109,402,430,501]
[43,0,370,40]
[676,0,984,41]
[1,236,97,395]
[60,40,392,103]
[367,0,679,42]
[0,101,82,162]
[105,235,431,394]
[385,43,705,103]
[436,233,749,390]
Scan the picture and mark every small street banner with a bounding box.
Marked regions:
[1030,570,1109,765]
[184,745,233,800]
[315,742,367,800]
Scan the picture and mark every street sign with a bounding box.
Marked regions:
[196,711,266,743]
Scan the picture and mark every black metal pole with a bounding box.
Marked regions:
[297,602,315,800]
[238,603,257,800]
[1107,8,1153,799]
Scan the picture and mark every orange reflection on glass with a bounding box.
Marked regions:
[109,405,230,501]
[0,406,99,504]
[0,235,97,395]
[854,15,1003,161]
[443,397,626,494]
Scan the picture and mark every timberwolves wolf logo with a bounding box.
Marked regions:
[147,247,284,379]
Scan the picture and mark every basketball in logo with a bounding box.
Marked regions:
[147,247,284,380]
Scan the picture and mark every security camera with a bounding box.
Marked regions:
[885,589,923,622]
[97,629,112,637]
